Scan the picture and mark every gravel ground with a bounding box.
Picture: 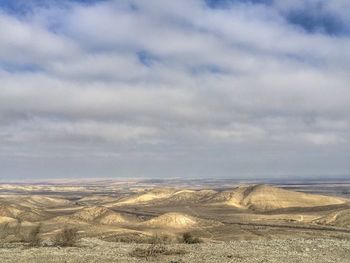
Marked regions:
[0,238,349,263]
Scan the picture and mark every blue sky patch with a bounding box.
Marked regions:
[137,51,156,67]
[205,0,272,9]
[0,62,43,73]
[287,9,347,36]
[0,0,106,15]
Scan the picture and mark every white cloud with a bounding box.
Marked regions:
[0,0,349,178]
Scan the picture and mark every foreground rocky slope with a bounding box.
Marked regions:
[0,238,349,263]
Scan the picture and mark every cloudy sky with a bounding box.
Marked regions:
[0,0,349,180]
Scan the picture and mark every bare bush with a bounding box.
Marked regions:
[0,223,11,241]
[182,232,201,244]
[53,227,78,247]
[149,234,173,244]
[103,233,147,243]
[13,219,22,237]
[26,224,42,247]
[104,233,173,244]
[130,244,186,259]
[0,221,27,244]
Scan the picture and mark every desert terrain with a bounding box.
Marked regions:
[0,179,349,262]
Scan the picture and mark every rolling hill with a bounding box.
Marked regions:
[211,185,347,211]
[69,206,140,225]
[141,212,222,229]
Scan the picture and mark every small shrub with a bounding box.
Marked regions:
[13,220,22,236]
[106,234,147,243]
[26,224,42,247]
[149,234,172,244]
[0,221,24,243]
[104,233,173,244]
[182,232,201,244]
[0,223,11,241]
[53,227,78,247]
[130,244,186,259]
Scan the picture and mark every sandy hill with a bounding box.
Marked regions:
[0,204,24,219]
[111,184,347,210]
[168,189,217,201]
[114,188,178,205]
[70,206,139,225]
[314,209,350,228]
[0,195,72,209]
[211,185,251,208]
[113,188,219,206]
[211,185,347,211]
[155,189,218,205]
[0,203,45,221]
[22,195,72,207]
[141,212,222,229]
[78,195,119,205]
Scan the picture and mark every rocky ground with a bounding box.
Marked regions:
[0,238,349,263]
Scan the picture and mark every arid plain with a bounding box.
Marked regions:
[0,179,349,262]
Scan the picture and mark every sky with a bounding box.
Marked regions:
[0,0,349,180]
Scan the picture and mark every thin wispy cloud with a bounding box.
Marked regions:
[0,0,349,179]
